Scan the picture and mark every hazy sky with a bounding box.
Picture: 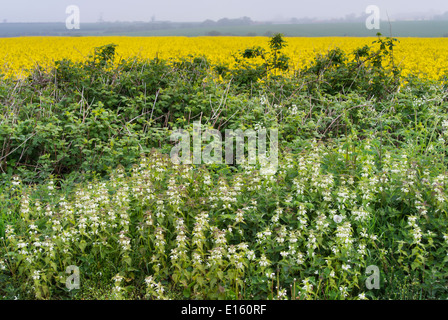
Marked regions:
[1,0,448,22]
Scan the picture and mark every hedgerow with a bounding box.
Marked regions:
[1,35,448,300]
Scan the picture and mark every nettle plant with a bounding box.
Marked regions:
[1,134,447,299]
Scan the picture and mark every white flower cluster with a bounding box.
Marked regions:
[271,207,283,224]
[155,200,165,218]
[335,222,353,247]
[246,249,256,261]
[217,179,237,209]
[351,207,370,222]
[5,225,15,240]
[20,194,30,217]
[32,270,41,280]
[296,251,305,265]
[111,274,125,298]
[443,234,448,245]
[358,292,367,300]
[226,244,246,271]
[301,278,313,294]
[441,119,448,137]
[432,174,447,204]
[296,204,308,229]
[315,213,330,232]
[166,178,183,208]
[145,275,168,299]
[118,231,131,251]
[170,218,188,262]
[256,227,272,243]
[407,216,422,244]
[289,104,298,115]
[357,243,367,256]
[306,231,318,251]
[260,95,268,105]
[275,288,288,300]
[259,254,270,268]
[11,175,21,186]
[339,285,348,298]
[415,199,428,216]
[192,212,209,247]
[208,246,225,266]
[275,225,287,244]
[154,227,166,249]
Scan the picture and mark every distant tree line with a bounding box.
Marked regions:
[201,17,253,27]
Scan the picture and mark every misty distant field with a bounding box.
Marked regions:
[1,20,448,37]
[122,20,448,37]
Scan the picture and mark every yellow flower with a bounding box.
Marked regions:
[1,36,447,80]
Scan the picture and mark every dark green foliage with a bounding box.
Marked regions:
[303,33,401,99]
[226,33,290,89]
[0,33,438,187]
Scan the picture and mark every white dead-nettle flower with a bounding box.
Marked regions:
[203,175,212,185]
[208,247,224,265]
[235,209,244,223]
[352,207,370,222]
[301,278,313,292]
[407,216,422,244]
[339,286,348,298]
[259,254,270,267]
[342,264,351,271]
[17,241,27,249]
[266,272,275,280]
[12,175,21,186]
[289,104,298,115]
[336,222,353,246]
[190,252,202,265]
[358,293,367,300]
[170,248,179,261]
[246,250,256,260]
[276,288,288,300]
[32,270,40,280]
[296,252,304,265]
[357,243,367,255]
[260,95,268,105]
[214,229,227,245]
[306,232,317,250]
[227,245,237,255]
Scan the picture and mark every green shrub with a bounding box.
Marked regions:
[1,36,448,300]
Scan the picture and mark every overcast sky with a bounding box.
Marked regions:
[1,0,448,23]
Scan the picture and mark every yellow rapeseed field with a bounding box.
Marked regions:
[1,36,448,80]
